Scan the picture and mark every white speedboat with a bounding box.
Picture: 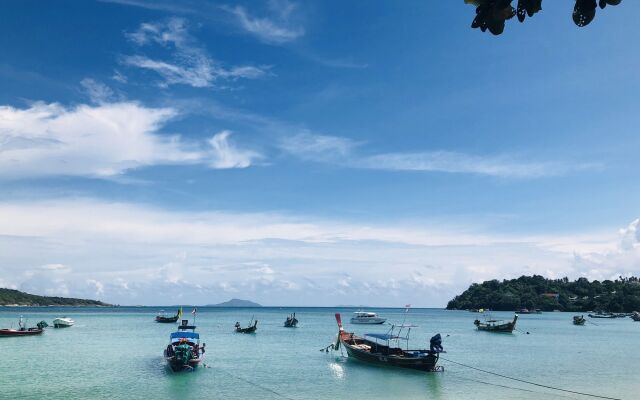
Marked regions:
[350,311,386,324]
[53,317,74,328]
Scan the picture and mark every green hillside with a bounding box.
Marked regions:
[447,275,640,313]
[0,288,110,306]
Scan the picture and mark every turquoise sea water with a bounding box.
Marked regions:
[0,307,638,400]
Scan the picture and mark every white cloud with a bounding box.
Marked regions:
[208,130,262,168]
[0,198,633,306]
[222,0,304,44]
[278,132,592,179]
[361,151,570,178]
[123,18,268,88]
[80,78,116,104]
[0,101,261,178]
[279,132,356,162]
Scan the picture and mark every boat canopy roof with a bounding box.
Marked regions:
[365,333,401,341]
[353,311,377,317]
[170,331,199,340]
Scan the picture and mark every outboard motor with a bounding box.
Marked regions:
[430,333,443,353]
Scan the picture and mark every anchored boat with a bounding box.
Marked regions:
[333,313,444,372]
[164,319,205,372]
[235,318,258,333]
[573,315,586,325]
[284,313,298,328]
[0,316,48,337]
[588,313,616,319]
[350,311,386,325]
[631,311,640,321]
[474,314,518,333]
[156,308,182,323]
[53,317,74,328]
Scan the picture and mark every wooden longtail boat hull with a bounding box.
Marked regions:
[334,313,442,373]
[341,338,439,371]
[474,315,518,333]
[156,316,179,323]
[164,353,204,372]
[0,329,44,336]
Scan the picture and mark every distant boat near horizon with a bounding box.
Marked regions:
[474,314,518,333]
[235,318,258,333]
[155,308,181,323]
[53,317,74,328]
[284,313,298,328]
[350,311,386,325]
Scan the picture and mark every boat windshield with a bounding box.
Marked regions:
[353,312,377,317]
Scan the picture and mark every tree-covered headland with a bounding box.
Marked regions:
[0,288,110,306]
[447,275,640,312]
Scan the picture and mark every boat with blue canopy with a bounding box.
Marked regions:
[163,319,205,372]
[332,313,444,372]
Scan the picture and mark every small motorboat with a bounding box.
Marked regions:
[53,317,74,328]
[350,311,386,325]
[0,316,48,337]
[474,314,518,333]
[573,315,586,325]
[518,308,542,314]
[235,319,258,333]
[164,319,205,372]
[284,313,298,328]
[588,313,616,319]
[155,308,182,323]
[332,313,444,372]
[631,311,640,322]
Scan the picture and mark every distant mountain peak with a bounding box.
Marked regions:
[207,298,262,307]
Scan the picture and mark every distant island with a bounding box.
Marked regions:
[206,298,262,307]
[447,275,640,313]
[0,288,111,307]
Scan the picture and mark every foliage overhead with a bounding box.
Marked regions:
[466,0,623,35]
[0,288,110,306]
[447,275,640,312]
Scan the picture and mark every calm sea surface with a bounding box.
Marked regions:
[0,307,637,400]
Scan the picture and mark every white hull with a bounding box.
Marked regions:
[350,317,386,324]
[53,318,74,328]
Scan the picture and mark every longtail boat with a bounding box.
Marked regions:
[588,313,616,319]
[155,308,182,323]
[573,315,586,325]
[235,318,258,333]
[333,313,444,372]
[0,316,48,337]
[284,313,298,328]
[163,319,205,372]
[474,314,518,333]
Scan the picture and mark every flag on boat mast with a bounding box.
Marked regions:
[177,307,183,319]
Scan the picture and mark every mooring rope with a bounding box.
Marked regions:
[440,357,624,400]
[445,370,581,399]
[210,365,297,400]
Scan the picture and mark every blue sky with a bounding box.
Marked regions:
[0,0,639,306]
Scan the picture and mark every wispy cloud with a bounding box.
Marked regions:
[0,197,630,305]
[278,131,357,162]
[279,132,593,178]
[122,18,269,88]
[208,130,262,169]
[80,78,117,104]
[222,0,304,44]
[0,101,261,178]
